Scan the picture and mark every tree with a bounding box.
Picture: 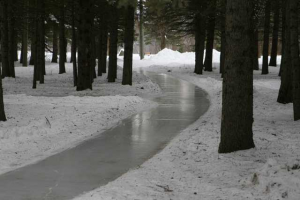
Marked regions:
[269,0,280,67]
[277,2,293,104]
[139,0,144,60]
[262,0,271,75]
[219,0,255,153]
[204,0,216,72]
[59,0,66,74]
[122,3,136,86]
[0,0,7,121]
[76,0,94,91]
[107,1,119,83]
[289,0,300,120]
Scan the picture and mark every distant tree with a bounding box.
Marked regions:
[262,0,271,75]
[269,0,280,67]
[107,1,119,83]
[59,0,66,74]
[122,1,136,86]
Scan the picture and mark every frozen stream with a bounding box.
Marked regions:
[0,72,209,200]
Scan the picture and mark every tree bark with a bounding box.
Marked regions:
[269,0,280,67]
[262,0,271,74]
[52,23,58,63]
[204,0,216,72]
[1,0,9,78]
[76,0,94,91]
[220,0,226,75]
[22,0,28,67]
[194,5,206,75]
[289,0,300,120]
[71,1,77,87]
[122,5,135,86]
[107,3,119,83]
[139,0,144,60]
[7,0,15,77]
[59,0,66,74]
[277,2,293,104]
[219,0,255,153]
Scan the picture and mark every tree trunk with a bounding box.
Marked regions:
[269,0,280,67]
[204,0,216,72]
[220,0,226,75]
[22,0,28,67]
[262,0,271,74]
[1,0,9,78]
[194,12,206,75]
[279,0,286,76]
[7,0,15,78]
[139,0,144,60]
[251,28,259,70]
[107,4,119,83]
[0,1,7,121]
[71,1,77,87]
[160,31,166,50]
[76,0,94,91]
[219,0,255,153]
[59,0,66,74]
[52,23,58,63]
[289,0,300,120]
[122,5,135,86]
[277,3,293,104]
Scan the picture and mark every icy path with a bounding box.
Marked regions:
[0,72,209,200]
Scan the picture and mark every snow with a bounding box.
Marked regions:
[0,61,160,175]
[74,49,300,200]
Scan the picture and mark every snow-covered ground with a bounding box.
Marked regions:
[74,49,300,200]
[0,60,161,175]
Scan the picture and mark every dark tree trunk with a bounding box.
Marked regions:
[76,0,94,91]
[219,0,255,153]
[59,0,66,74]
[71,1,77,87]
[204,0,216,72]
[262,0,271,74]
[101,20,108,74]
[194,5,206,75]
[7,0,15,78]
[269,0,280,67]
[220,0,226,75]
[107,4,119,83]
[1,0,9,78]
[0,1,7,121]
[139,0,144,60]
[289,0,300,120]
[252,30,259,70]
[52,23,58,63]
[39,0,45,83]
[122,5,135,86]
[22,4,28,67]
[0,68,6,121]
[279,0,286,76]
[277,3,293,104]
[98,5,109,76]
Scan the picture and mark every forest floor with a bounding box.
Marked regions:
[0,57,161,175]
[74,49,300,200]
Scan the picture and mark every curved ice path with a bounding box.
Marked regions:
[0,72,209,200]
